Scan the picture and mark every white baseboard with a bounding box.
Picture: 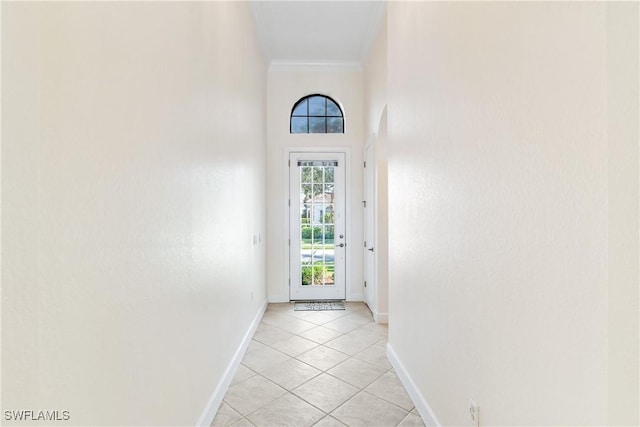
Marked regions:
[268,294,289,303]
[195,299,268,427]
[373,311,388,324]
[386,343,441,427]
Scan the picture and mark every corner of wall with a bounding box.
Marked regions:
[373,311,388,324]
[386,344,439,427]
[196,299,268,427]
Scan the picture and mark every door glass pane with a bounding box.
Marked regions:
[324,184,334,199]
[323,204,334,224]
[324,225,334,244]
[301,183,311,198]
[324,167,334,184]
[301,167,311,182]
[299,161,336,286]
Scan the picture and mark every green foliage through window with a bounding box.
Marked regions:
[301,263,334,286]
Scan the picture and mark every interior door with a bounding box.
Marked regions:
[289,152,346,300]
[363,142,376,310]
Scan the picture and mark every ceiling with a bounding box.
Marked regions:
[250,1,386,65]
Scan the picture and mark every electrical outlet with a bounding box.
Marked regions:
[469,399,479,427]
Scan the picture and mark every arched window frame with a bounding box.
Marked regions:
[290,94,345,134]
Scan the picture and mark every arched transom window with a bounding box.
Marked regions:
[290,94,344,134]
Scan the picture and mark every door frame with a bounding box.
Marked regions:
[284,147,352,301]
[289,152,346,300]
[363,137,376,311]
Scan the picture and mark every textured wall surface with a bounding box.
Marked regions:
[2,2,267,425]
[266,65,364,302]
[387,2,638,425]
[606,3,640,424]
[364,17,388,139]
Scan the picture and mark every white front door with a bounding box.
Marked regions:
[289,152,346,300]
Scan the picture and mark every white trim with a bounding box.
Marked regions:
[363,135,377,313]
[269,60,362,72]
[347,293,364,302]
[268,295,289,304]
[282,147,291,302]
[289,151,346,301]
[386,343,441,427]
[373,311,388,324]
[343,148,354,302]
[284,147,353,302]
[195,299,268,427]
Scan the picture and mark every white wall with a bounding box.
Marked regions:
[2,2,267,425]
[387,2,638,426]
[363,18,389,322]
[606,3,640,424]
[266,64,364,302]
[364,17,388,139]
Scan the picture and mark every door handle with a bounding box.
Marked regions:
[368,247,374,252]
[336,243,345,248]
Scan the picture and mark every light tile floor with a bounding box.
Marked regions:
[212,302,425,427]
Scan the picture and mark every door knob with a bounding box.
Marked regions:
[368,247,374,252]
[336,243,345,248]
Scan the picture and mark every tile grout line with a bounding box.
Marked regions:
[218,303,419,427]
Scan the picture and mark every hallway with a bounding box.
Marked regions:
[3,1,639,426]
[213,303,423,427]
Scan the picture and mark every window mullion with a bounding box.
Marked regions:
[290,94,343,134]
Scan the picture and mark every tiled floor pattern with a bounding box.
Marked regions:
[212,302,425,427]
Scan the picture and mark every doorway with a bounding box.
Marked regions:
[363,140,376,310]
[289,152,346,300]
[361,107,389,323]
